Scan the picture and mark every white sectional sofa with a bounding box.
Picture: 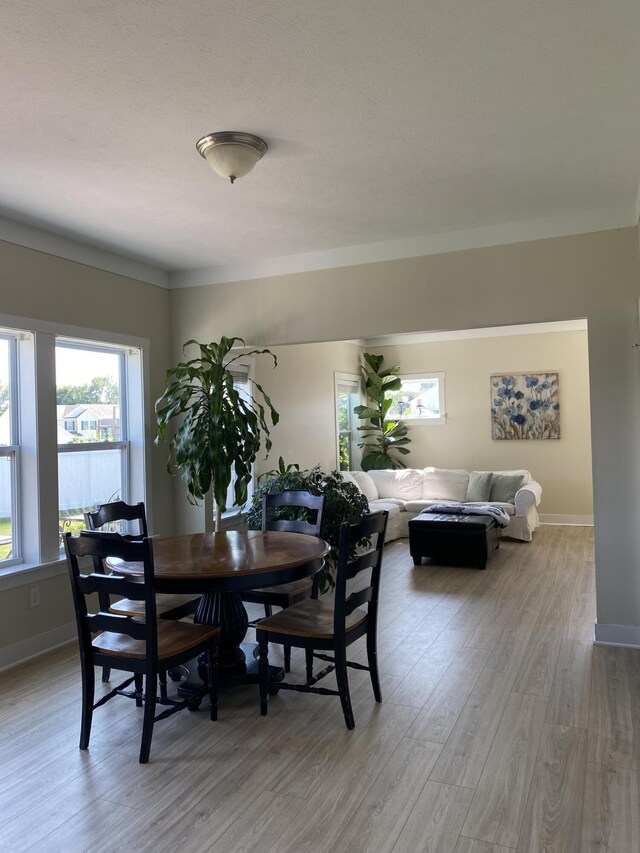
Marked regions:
[342,467,542,542]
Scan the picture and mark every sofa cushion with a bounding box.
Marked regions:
[422,468,470,502]
[405,499,443,513]
[368,468,423,501]
[349,470,379,501]
[490,473,525,504]
[466,471,493,502]
[368,498,401,519]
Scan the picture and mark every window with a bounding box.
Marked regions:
[387,372,446,425]
[335,372,361,471]
[56,341,130,543]
[0,314,147,576]
[0,334,19,565]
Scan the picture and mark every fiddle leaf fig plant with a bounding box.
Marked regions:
[354,352,411,471]
[155,337,279,531]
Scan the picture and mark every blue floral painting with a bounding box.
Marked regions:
[491,373,560,440]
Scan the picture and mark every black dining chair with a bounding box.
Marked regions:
[85,503,201,618]
[241,490,325,672]
[64,530,220,764]
[255,510,388,729]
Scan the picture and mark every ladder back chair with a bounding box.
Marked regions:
[241,490,325,672]
[256,510,388,729]
[85,502,201,649]
[64,531,219,764]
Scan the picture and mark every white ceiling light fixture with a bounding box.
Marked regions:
[196,131,268,184]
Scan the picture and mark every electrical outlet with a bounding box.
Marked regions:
[29,587,40,608]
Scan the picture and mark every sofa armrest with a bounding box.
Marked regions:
[514,480,542,515]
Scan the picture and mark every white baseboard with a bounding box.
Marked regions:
[0,621,76,673]
[594,622,640,649]
[539,514,594,526]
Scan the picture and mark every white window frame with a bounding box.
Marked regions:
[0,332,21,566]
[388,372,447,425]
[0,312,149,585]
[334,371,362,471]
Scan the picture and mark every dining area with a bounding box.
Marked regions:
[63,493,389,764]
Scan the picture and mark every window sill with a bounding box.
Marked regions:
[0,558,67,592]
[402,416,446,426]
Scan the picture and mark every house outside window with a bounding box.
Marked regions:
[334,372,361,471]
[387,372,446,425]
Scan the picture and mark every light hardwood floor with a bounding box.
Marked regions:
[1,525,639,852]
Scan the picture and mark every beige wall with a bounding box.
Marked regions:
[253,340,362,477]
[169,228,640,631]
[374,330,592,517]
[0,240,173,657]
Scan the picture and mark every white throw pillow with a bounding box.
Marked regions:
[368,468,424,501]
[349,470,379,501]
[422,467,470,501]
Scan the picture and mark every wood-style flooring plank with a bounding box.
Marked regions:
[454,839,515,853]
[429,666,518,788]
[263,702,420,853]
[406,646,489,742]
[516,723,587,853]
[580,762,640,852]
[588,645,640,769]
[390,781,474,853]
[512,624,562,697]
[545,640,592,729]
[328,737,442,853]
[461,692,548,848]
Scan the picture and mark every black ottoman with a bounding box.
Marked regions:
[408,512,501,570]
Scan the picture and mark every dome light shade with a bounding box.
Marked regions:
[196,132,268,184]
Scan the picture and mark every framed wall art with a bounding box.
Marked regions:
[491,373,560,440]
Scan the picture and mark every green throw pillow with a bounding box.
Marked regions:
[466,471,493,502]
[490,473,524,504]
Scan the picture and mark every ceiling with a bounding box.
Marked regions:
[2,1,640,288]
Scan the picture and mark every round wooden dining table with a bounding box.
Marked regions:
[107,529,330,692]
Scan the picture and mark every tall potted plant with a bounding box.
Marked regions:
[354,352,411,471]
[156,337,279,531]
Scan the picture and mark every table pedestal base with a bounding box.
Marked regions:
[177,589,284,699]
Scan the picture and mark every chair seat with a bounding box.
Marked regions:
[243,578,313,600]
[109,593,199,618]
[255,598,367,639]
[93,620,219,660]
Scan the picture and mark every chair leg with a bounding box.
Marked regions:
[305,648,314,682]
[139,672,157,764]
[208,646,219,722]
[264,604,273,618]
[284,644,292,672]
[159,670,168,700]
[134,673,143,707]
[335,647,355,730]
[79,660,95,750]
[258,636,269,716]
[101,665,111,683]
[366,630,382,703]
